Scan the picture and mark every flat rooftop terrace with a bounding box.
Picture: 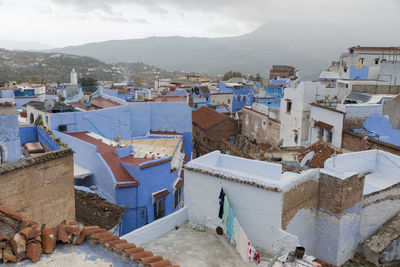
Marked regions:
[142,223,269,267]
[121,138,181,159]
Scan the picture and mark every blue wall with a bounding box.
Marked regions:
[50,102,192,156]
[265,86,284,110]
[350,65,369,80]
[219,82,254,112]
[0,114,21,162]
[55,130,117,202]
[363,113,400,146]
[19,126,37,144]
[19,126,61,151]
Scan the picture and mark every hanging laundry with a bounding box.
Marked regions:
[227,207,234,241]
[218,188,225,219]
[222,195,230,231]
[236,226,249,262]
[248,241,255,262]
[231,216,239,245]
[248,241,260,264]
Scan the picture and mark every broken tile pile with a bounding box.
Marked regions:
[0,205,180,266]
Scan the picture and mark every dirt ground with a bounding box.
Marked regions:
[75,189,124,230]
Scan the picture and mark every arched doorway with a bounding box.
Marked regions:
[29,113,34,124]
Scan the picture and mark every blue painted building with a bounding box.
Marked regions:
[50,102,191,235]
[218,82,254,112]
[0,102,21,162]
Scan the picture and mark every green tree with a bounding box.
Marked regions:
[30,76,40,84]
[223,70,245,81]
[79,77,97,86]
[133,75,142,87]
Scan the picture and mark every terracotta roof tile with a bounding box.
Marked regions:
[124,247,145,256]
[315,121,334,130]
[192,106,228,130]
[148,259,172,267]
[152,189,170,199]
[175,179,183,189]
[141,255,164,264]
[298,140,337,168]
[131,251,153,261]
[105,239,127,248]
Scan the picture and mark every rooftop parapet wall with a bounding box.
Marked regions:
[318,172,364,214]
[0,149,75,227]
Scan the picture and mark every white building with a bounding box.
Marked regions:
[329,46,400,85]
[308,103,345,148]
[182,149,400,266]
[70,69,78,85]
[279,81,350,147]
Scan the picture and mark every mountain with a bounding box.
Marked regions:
[0,40,55,51]
[52,21,400,76]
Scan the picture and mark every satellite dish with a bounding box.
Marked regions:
[300,151,315,168]
[194,87,200,95]
[44,99,56,110]
[80,95,91,106]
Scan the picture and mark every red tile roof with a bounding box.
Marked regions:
[152,96,187,102]
[199,86,210,94]
[69,97,121,110]
[175,179,183,189]
[349,46,400,51]
[315,121,334,131]
[152,189,170,199]
[297,140,340,168]
[0,205,179,266]
[68,132,138,186]
[149,130,183,136]
[192,106,228,130]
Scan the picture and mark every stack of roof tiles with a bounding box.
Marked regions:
[0,205,179,266]
[297,140,341,168]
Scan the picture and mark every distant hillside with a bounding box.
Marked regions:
[0,50,123,83]
[0,50,191,84]
[52,21,400,76]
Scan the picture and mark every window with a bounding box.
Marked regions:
[227,99,231,104]
[344,68,347,73]
[174,188,182,208]
[318,127,324,140]
[294,134,298,144]
[242,96,246,102]
[375,58,380,65]
[262,119,267,130]
[286,101,292,113]
[154,198,165,220]
[327,131,333,143]
[359,58,364,64]
[237,96,241,102]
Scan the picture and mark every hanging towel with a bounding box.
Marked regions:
[218,188,225,219]
[227,207,234,241]
[222,196,230,231]
[236,226,249,262]
[231,216,239,245]
[248,241,255,262]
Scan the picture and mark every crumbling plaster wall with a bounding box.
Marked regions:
[0,152,75,227]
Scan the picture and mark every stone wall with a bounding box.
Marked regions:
[0,149,75,227]
[282,179,319,229]
[342,130,400,156]
[318,172,364,214]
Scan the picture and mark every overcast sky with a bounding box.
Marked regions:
[1,0,399,47]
